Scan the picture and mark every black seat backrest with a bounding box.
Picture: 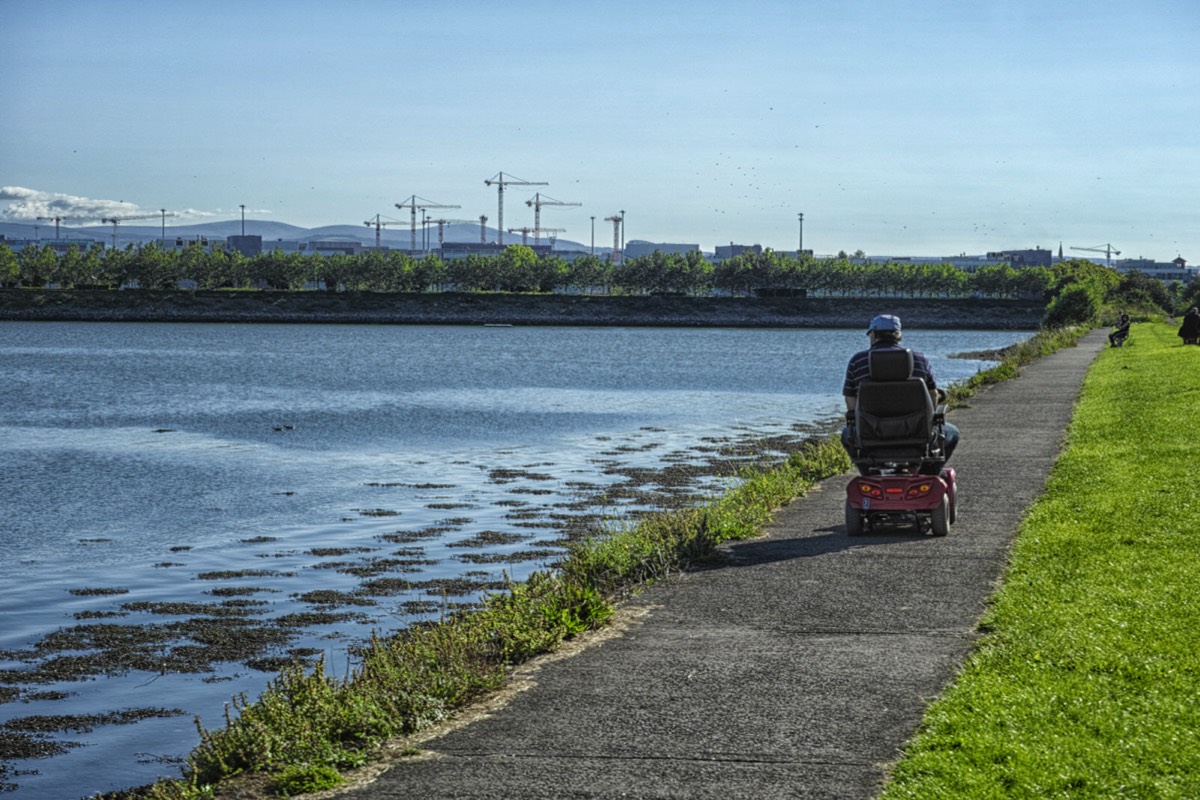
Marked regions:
[854,348,934,451]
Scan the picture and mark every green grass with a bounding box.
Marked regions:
[880,323,1200,799]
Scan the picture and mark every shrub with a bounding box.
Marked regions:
[1042,283,1097,327]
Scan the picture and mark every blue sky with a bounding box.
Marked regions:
[2,0,1197,259]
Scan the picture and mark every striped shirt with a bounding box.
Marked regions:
[842,342,936,398]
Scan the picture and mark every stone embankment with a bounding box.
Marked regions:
[0,290,1044,329]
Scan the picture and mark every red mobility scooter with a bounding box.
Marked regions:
[844,348,957,537]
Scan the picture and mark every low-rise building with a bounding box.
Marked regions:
[1114,256,1196,284]
[624,240,700,259]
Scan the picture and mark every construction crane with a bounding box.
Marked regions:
[37,214,107,238]
[363,213,405,249]
[394,196,460,252]
[37,215,71,238]
[101,212,175,249]
[604,214,624,263]
[507,227,565,246]
[484,172,547,246]
[1070,244,1121,267]
[424,218,479,247]
[478,215,488,244]
[525,193,581,245]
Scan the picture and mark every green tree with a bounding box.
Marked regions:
[1111,269,1172,313]
[495,245,540,292]
[564,254,610,293]
[412,254,446,292]
[18,243,57,286]
[0,244,19,286]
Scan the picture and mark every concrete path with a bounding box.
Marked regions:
[340,330,1108,800]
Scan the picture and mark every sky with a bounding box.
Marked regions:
[2,0,1197,260]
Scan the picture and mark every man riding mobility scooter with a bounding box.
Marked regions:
[844,346,957,537]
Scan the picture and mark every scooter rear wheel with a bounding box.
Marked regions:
[930,495,950,537]
[845,500,865,536]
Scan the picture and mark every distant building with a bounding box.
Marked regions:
[440,242,553,259]
[309,239,362,256]
[170,236,225,252]
[713,243,763,260]
[227,235,263,257]
[985,247,1053,268]
[623,240,700,259]
[1113,256,1196,284]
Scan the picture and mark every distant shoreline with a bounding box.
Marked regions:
[0,289,1044,329]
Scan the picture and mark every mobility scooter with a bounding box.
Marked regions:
[844,348,957,537]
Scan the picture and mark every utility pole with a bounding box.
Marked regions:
[240,205,246,236]
[797,212,804,255]
[620,210,625,254]
[590,216,595,256]
[161,209,168,248]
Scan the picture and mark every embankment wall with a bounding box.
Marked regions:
[0,290,1044,329]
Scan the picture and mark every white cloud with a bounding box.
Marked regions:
[0,187,222,223]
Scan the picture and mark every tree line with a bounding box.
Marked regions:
[2,241,1196,312]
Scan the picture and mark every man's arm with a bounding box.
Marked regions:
[845,395,857,412]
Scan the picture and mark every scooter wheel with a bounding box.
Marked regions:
[930,495,950,537]
[845,500,865,537]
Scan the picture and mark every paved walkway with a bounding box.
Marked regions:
[340,331,1108,800]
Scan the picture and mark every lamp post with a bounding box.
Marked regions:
[590,216,595,256]
[161,209,167,248]
[240,204,245,237]
[619,209,625,257]
[797,212,804,256]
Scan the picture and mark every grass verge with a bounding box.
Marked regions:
[880,322,1200,798]
[118,324,1086,799]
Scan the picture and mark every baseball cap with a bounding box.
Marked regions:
[867,314,901,334]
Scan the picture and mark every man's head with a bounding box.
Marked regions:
[867,314,902,343]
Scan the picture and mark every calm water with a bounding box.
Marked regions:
[0,321,1031,797]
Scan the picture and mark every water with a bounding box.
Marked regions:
[0,321,1031,797]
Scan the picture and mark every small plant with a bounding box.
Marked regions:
[271,763,344,797]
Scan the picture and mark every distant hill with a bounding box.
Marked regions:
[1,219,589,252]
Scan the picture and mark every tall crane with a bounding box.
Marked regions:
[507,227,565,246]
[604,214,624,263]
[101,212,175,249]
[394,196,460,252]
[484,172,547,246]
[1070,244,1121,267]
[525,193,581,245]
[37,215,73,238]
[38,214,110,238]
[363,213,405,249]
[424,218,479,247]
[479,215,488,244]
